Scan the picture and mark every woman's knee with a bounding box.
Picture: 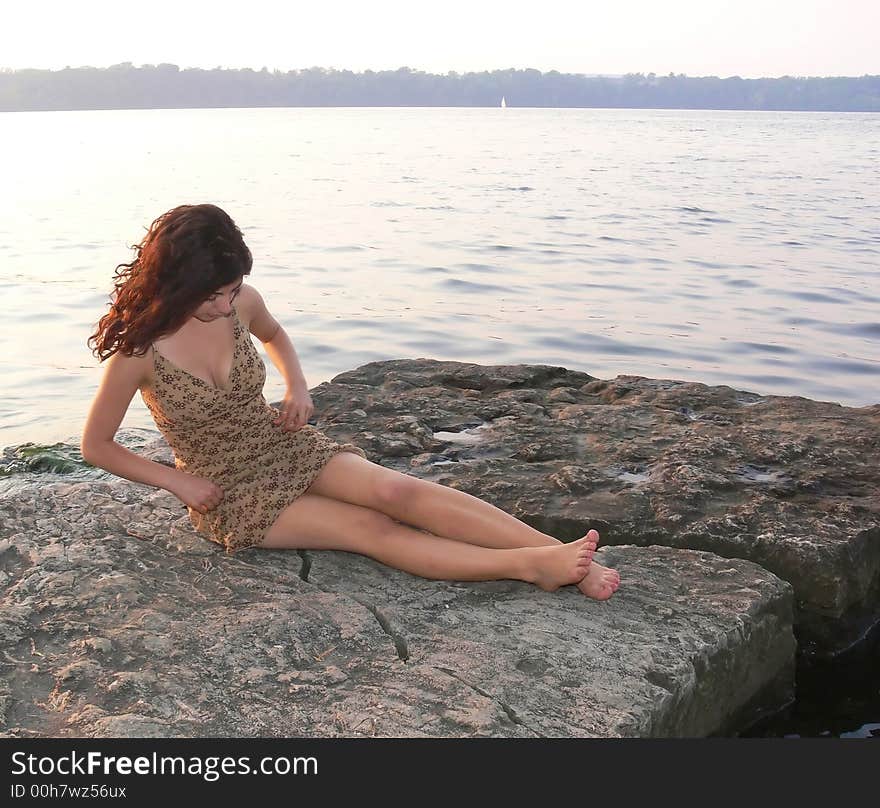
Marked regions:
[306,453,427,519]
[372,471,423,514]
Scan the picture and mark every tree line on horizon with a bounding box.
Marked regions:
[1,64,878,112]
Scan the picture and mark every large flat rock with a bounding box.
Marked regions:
[0,478,793,737]
[308,359,880,657]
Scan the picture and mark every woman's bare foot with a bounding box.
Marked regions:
[574,529,620,600]
[525,536,596,591]
[577,561,620,601]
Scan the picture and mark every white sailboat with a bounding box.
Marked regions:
[500,96,507,108]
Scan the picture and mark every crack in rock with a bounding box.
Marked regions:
[293,556,408,662]
[352,597,409,662]
[296,550,311,582]
[433,665,541,736]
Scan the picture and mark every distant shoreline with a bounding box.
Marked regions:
[4,105,880,115]
[2,65,878,113]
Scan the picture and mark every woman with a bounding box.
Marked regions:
[82,203,620,600]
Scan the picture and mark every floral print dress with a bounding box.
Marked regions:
[139,306,367,553]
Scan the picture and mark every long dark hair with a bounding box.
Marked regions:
[89,203,252,361]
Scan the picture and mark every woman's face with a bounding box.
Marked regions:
[191,277,244,322]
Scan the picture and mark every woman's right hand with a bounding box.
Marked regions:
[167,471,224,514]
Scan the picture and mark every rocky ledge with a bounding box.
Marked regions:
[310,359,878,658]
[2,356,875,737]
[0,480,791,737]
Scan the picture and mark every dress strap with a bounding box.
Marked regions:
[147,342,162,378]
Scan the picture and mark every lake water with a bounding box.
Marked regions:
[1,106,878,450]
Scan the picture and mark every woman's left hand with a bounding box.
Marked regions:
[274,383,314,431]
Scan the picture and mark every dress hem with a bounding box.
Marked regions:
[192,442,368,554]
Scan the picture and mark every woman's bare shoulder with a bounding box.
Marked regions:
[106,346,154,389]
[236,282,277,341]
[235,282,259,328]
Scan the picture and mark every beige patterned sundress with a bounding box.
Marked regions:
[138,305,367,554]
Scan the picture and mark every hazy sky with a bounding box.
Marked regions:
[5,0,878,78]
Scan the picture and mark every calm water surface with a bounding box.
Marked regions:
[1,106,878,448]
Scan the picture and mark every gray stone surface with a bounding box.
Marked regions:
[0,476,793,737]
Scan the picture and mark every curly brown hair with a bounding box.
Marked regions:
[89,203,253,361]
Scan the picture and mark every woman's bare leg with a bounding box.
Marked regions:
[308,453,561,548]
[306,453,621,599]
[390,474,621,600]
[260,492,594,591]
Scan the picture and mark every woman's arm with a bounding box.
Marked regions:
[241,283,308,389]
[81,353,223,513]
[264,327,309,391]
[239,284,314,431]
[80,350,181,490]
